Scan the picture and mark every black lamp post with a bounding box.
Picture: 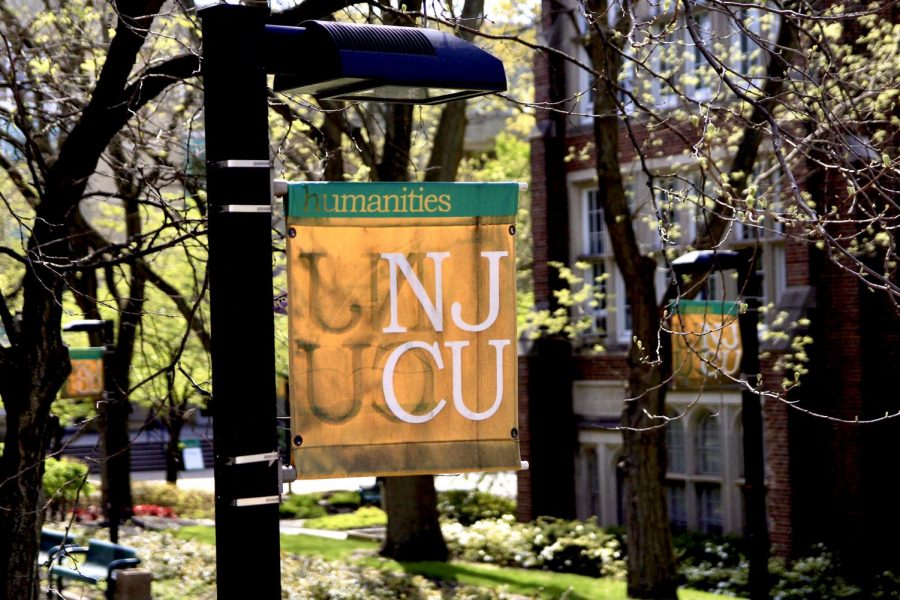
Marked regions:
[671,248,770,600]
[61,319,121,542]
[198,3,506,596]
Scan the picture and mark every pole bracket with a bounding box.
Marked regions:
[227,451,280,466]
[210,159,272,169]
[219,204,272,213]
[233,495,281,508]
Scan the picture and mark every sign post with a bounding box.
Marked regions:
[285,182,521,478]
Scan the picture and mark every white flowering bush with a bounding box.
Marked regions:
[442,515,540,568]
[442,515,625,579]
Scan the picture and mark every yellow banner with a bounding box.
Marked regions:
[670,301,742,389]
[61,348,105,398]
[286,182,520,478]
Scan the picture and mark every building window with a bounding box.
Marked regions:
[664,403,739,534]
[649,18,679,109]
[732,6,777,91]
[686,9,714,101]
[585,444,601,517]
[667,482,688,532]
[580,189,634,342]
[695,411,722,475]
[697,483,724,534]
[667,412,686,474]
[587,190,606,255]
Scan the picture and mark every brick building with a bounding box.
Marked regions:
[518,0,900,575]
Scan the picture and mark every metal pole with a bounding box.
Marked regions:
[200,3,282,597]
[100,319,120,544]
[737,248,770,599]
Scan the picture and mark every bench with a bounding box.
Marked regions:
[38,529,75,566]
[48,539,140,600]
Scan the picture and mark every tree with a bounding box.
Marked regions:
[0,1,202,595]
[526,0,899,596]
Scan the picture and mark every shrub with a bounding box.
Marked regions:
[324,490,361,512]
[303,506,386,530]
[768,545,862,599]
[132,482,214,520]
[442,515,625,578]
[675,536,900,599]
[43,456,93,519]
[437,490,516,526]
[279,492,327,520]
[531,517,625,578]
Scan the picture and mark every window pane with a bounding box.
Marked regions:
[667,414,686,474]
[584,445,601,517]
[667,482,688,532]
[588,261,608,336]
[587,190,605,255]
[695,412,722,475]
[697,484,723,534]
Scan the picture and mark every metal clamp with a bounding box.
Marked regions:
[226,451,280,466]
[233,495,281,508]
[210,159,272,169]
[219,204,272,213]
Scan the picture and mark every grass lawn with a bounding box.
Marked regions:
[174,526,732,600]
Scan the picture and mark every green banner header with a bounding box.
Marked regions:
[286,182,519,219]
[68,347,105,360]
[671,299,741,316]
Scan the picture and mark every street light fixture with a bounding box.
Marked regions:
[199,3,507,597]
[671,248,770,600]
[267,21,507,103]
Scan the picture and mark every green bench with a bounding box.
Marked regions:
[48,539,140,599]
[38,529,75,566]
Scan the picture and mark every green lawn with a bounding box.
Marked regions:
[173,526,732,600]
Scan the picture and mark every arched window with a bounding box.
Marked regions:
[695,411,722,475]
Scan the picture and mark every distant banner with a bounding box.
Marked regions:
[61,347,105,398]
[670,300,742,389]
[285,182,521,479]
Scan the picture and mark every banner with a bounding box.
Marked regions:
[285,182,520,478]
[61,347,105,398]
[670,300,742,389]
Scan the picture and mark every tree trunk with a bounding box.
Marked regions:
[0,396,57,600]
[621,299,678,599]
[0,227,72,600]
[379,475,448,561]
[166,419,185,484]
[585,2,678,595]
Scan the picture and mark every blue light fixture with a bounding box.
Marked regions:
[266,21,507,104]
